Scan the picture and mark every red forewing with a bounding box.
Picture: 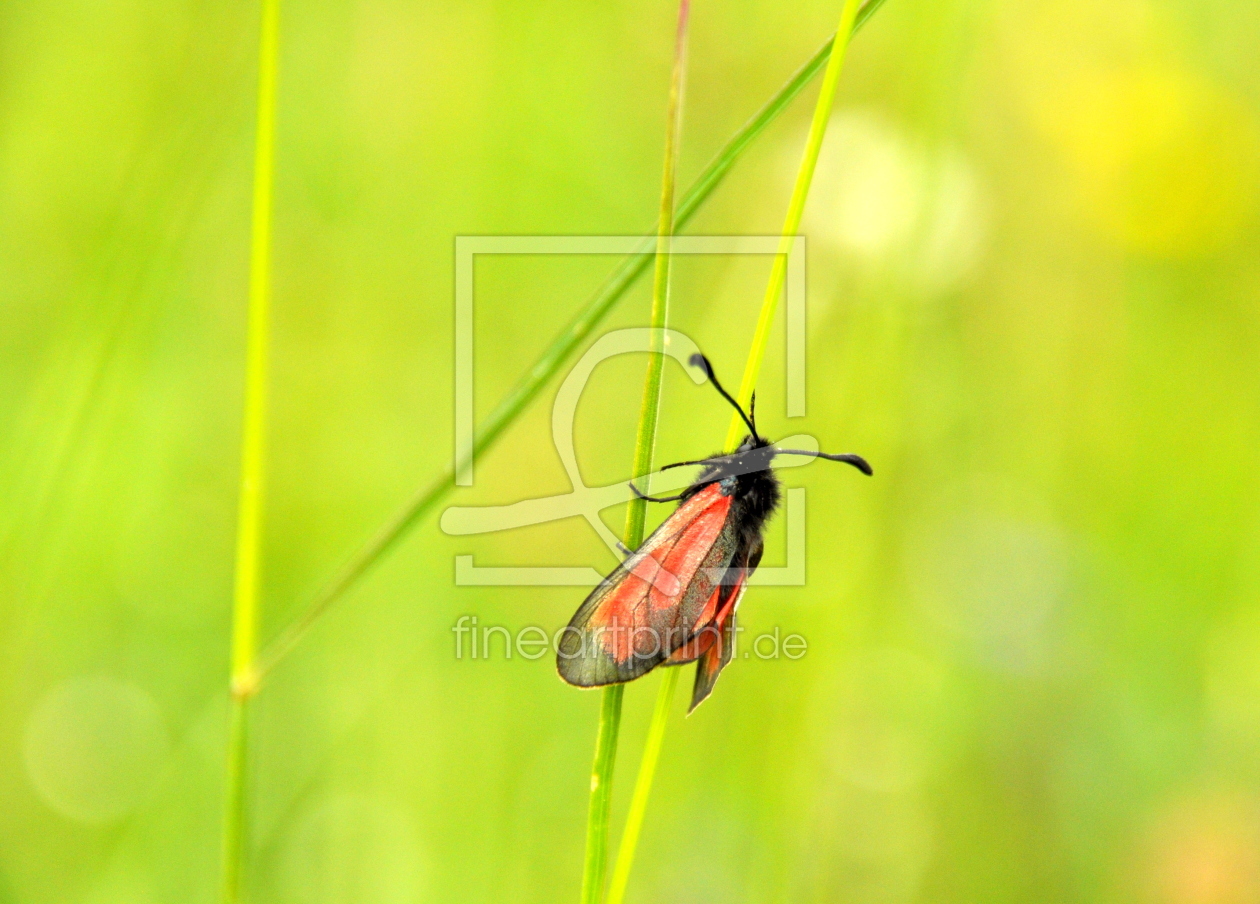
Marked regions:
[556,483,740,687]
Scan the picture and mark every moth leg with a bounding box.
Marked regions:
[658,456,729,472]
[628,482,686,504]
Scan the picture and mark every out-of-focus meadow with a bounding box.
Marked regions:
[3,0,1260,901]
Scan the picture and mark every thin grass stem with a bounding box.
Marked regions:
[606,3,871,900]
[625,0,689,552]
[581,683,624,904]
[726,0,865,449]
[247,0,890,691]
[581,7,691,902]
[604,665,679,904]
[221,0,280,901]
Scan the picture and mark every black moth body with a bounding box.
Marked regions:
[556,353,871,711]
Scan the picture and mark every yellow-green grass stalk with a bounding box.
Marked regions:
[582,8,691,902]
[606,2,869,901]
[248,0,889,689]
[221,0,280,901]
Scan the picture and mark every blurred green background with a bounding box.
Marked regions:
[3,0,1260,901]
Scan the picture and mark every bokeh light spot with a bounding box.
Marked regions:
[805,110,986,292]
[999,0,1260,255]
[279,793,426,904]
[1058,69,1259,255]
[915,517,1069,675]
[1130,791,1260,904]
[22,675,169,825]
[831,648,952,792]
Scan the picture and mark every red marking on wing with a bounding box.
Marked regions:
[712,579,741,633]
[690,588,741,707]
[696,637,723,689]
[689,568,726,633]
[668,567,746,665]
[666,604,717,664]
[588,484,732,664]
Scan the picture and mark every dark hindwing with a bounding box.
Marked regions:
[556,484,741,687]
[689,536,764,712]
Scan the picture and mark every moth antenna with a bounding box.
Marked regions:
[749,391,757,437]
[689,353,758,440]
[773,449,873,476]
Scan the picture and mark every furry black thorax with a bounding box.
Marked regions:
[680,434,783,545]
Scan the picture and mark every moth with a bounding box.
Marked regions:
[556,353,871,711]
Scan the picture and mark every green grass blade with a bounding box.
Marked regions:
[582,6,691,902]
[220,695,252,904]
[675,0,888,229]
[581,683,625,904]
[250,0,890,686]
[221,0,280,901]
[603,665,679,904]
[625,0,689,554]
[726,0,866,449]
[607,3,874,901]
